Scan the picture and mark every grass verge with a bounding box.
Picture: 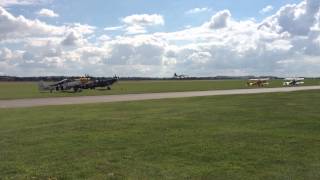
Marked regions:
[0,79,319,100]
[0,90,320,179]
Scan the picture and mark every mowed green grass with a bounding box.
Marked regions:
[0,79,319,100]
[0,91,320,179]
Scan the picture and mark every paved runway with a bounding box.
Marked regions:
[1,86,320,108]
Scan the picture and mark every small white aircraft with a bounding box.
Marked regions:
[283,78,305,86]
[247,78,270,87]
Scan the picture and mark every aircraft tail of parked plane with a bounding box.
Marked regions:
[38,81,53,92]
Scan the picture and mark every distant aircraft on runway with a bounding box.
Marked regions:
[247,78,270,87]
[283,78,304,86]
[38,75,118,93]
[173,73,188,79]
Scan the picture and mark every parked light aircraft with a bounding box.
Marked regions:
[38,75,118,93]
[83,76,119,90]
[247,78,270,87]
[283,78,305,86]
[38,78,82,92]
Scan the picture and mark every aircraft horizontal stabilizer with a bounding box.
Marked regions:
[38,81,52,91]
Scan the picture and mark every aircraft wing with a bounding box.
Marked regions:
[249,78,270,81]
[89,77,118,88]
[285,77,304,81]
[50,79,69,86]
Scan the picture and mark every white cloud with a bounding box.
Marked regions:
[104,26,123,31]
[207,10,231,29]
[259,0,320,36]
[67,23,96,35]
[0,47,13,61]
[260,5,274,14]
[0,6,65,40]
[1,0,320,77]
[60,24,95,46]
[61,31,81,46]
[37,8,59,18]
[103,35,167,66]
[125,25,147,34]
[0,0,52,7]
[122,14,164,26]
[122,14,164,34]
[186,7,211,14]
[98,34,110,42]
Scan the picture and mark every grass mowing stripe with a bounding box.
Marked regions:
[0,90,320,179]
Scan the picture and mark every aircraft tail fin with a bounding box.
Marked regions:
[38,81,50,92]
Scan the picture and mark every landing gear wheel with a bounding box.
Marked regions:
[73,88,78,92]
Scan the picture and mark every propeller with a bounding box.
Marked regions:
[113,74,119,80]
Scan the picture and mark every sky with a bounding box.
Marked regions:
[0,0,319,77]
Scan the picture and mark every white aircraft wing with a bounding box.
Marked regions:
[284,77,305,81]
[249,78,270,81]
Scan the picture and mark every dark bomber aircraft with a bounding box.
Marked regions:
[38,75,119,93]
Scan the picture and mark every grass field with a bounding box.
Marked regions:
[1,90,320,179]
[0,79,319,100]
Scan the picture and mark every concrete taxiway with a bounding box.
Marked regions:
[0,86,320,108]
